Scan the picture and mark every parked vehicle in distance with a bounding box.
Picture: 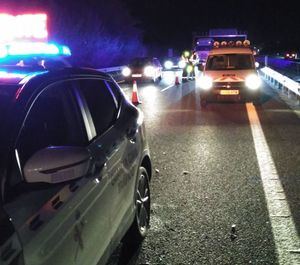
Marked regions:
[284,52,298,60]
[122,57,162,83]
[162,56,182,70]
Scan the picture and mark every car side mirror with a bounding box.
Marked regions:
[24,146,91,184]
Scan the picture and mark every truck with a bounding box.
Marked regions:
[193,28,247,63]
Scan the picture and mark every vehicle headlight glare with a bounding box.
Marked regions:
[187,65,193,73]
[178,60,186,69]
[144,66,155,77]
[122,67,131,77]
[164,60,173,69]
[197,76,213,90]
[245,74,261,90]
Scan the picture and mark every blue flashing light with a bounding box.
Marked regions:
[0,70,27,78]
[62,45,71,56]
[0,42,71,59]
[0,46,8,58]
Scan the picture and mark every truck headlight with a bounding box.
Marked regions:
[197,76,213,90]
[164,60,173,69]
[144,66,155,77]
[178,60,186,69]
[122,67,131,77]
[245,74,261,90]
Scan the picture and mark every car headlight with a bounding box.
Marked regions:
[245,74,261,90]
[164,60,173,69]
[197,76,213,90]
[178,60,186,69]
[144,66,155,77]
[122,67,131,77]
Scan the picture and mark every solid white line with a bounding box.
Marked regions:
[161,84,175,92]
[246,103,300,265]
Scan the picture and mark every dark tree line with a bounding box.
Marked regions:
[1,0,147,67]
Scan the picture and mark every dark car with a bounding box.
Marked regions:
[284,52,298,60]
[161,56,182,70]
[0,66,152,265]
[122,57,162,83]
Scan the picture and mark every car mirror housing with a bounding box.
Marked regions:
[24,146,91,184]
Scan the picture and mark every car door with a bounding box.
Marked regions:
[3,79,112,265]
[75,78,140,258]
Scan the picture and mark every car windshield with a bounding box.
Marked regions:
[130,58,151,67]
[206,54,254,70]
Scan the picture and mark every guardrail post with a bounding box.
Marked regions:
[264,56,268,67]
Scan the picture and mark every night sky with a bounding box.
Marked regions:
[122,0,300,52]
[1,0,299,63]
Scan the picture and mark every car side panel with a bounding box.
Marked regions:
[17,174,112,265]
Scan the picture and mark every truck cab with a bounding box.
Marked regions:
[197,41,262,107]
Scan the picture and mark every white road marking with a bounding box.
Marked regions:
[161,84,175,92]
[246,103,300,265]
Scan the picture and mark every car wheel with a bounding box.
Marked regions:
[126,167,151,243]
[135,167,150,238]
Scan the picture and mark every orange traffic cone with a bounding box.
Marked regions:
[175,72,180,85]
[131,80,141,105]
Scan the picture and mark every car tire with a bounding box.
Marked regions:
[118,167,150,263]
[126,166,151,243]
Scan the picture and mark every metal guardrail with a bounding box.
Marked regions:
[97,65,125,73]
[97,65,125,83]
[260,56,300,82]
[260,67,300,97]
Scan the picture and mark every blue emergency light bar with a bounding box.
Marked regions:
[0,42,71,59]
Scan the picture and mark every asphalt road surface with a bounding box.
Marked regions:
[107,71,300,265]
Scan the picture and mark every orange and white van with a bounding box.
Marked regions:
[197,43,262,107]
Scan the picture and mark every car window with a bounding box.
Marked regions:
[17,80,87,167]
[206,54,254,70]
[78,79,118,136]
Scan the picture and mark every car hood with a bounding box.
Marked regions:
[205,70,256,82]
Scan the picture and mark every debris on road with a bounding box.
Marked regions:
[230,224,237,241]
[182,171,190,175]
[155,168,160,174]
